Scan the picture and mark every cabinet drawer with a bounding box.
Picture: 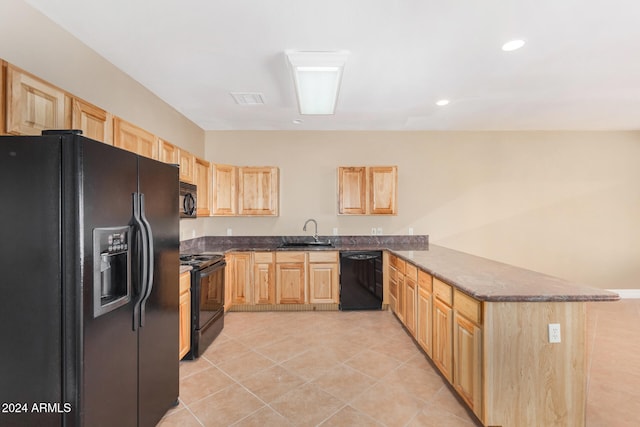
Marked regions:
[418,269,432,292]
[276,251,306,263]
[308,251,338,263]
[390,255,406,274]
[388,265,398,282]
[179,272,191,294]
[454,289,482,325]
[405,263,418,281]
[433,278,453,306]
[389,279,398,298]
[253,252,274,263]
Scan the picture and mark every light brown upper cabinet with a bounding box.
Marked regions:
[71,97,112,144]
[1,61,6,134]
[158,138,178,164]
[369,166,398,214]
[113,117,157,159]
[178,149,195,184]
[212,163,237,215]
[338,166,397,215]
[338,167,367,214]
[6,64,71,135]
[238,166,279,216]
[194,157,212,216]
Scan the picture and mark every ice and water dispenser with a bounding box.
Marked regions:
[93,227,132,318]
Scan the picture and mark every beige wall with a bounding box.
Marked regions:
[0,0,204,155]
[204,131,640,290]
[4,1,638,290]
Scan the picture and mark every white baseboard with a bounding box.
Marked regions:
[608,289,640,299]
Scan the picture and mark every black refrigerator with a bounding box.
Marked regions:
[0,131,179,426]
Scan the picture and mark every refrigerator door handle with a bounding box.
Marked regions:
[131,192,149,331]
[138,193,155,327]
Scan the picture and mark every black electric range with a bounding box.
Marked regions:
[179,252,226,359]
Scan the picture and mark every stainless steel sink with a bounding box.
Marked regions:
[279,241,334,248]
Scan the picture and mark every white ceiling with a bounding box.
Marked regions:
[25,0,640,131]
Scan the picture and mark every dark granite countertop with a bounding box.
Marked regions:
[393,246,619,303]
[180,235,619,303]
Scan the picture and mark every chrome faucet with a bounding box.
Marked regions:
[303,219,319,242]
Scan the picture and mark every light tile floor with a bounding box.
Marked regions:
[159,299,639,427]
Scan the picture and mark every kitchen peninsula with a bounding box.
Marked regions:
[181,235,618,427]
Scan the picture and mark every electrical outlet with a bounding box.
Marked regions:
[408,227,414,235]
[377,227,383,235]
[332,227,338,236]
[226,228,233,236]
[548,323,561,343]
[371,227,377,235]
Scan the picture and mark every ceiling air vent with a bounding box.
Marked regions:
[230,92,266,105]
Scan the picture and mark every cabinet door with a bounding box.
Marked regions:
[212,163,237,215]
[417,271,433,357]
[433,298,453,383]
[369,166,397,215]
[113,117,157,159]
[397,273,405,323]
[308,262,339,303]
[178,149,195,184]
[224,258,233,312]
[194,157,211,216]
[72,98,112,144]
[338,167,367,214]
[178,273,191,360]
[253,252,275,304]
[453,314,483,418]
[230,253,252,304]
[6,65,70,135]
[238,166,279,216]
[404,275,417,336]
[388,262,398,314]
[157,139,178,164]
[0,61,5,134]
[276,262,306,304]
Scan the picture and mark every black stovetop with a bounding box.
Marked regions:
[179,252,224,269]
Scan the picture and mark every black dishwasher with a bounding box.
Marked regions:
[339,251,383,310]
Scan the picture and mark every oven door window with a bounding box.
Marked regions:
[198,267,224,328]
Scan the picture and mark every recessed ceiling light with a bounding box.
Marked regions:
[292,119,303,124]
[436,99,450,106]
[502,39,525,52]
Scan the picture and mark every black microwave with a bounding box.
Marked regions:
[179,182,197,218]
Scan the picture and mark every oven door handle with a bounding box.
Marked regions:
[131,193,148,331]
[138,193,154,327]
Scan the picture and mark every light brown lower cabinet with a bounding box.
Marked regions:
[178,272,191,360]
[388,262,398,313]
[416,270,433,357]
[275,252,306,304]
[432,296,453,383]
[453,310,483,418]
[253,252,275,304]
[387,255,588,427]
[403,263,417,336]
[229,252,252,304]
[307,251,339,303]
